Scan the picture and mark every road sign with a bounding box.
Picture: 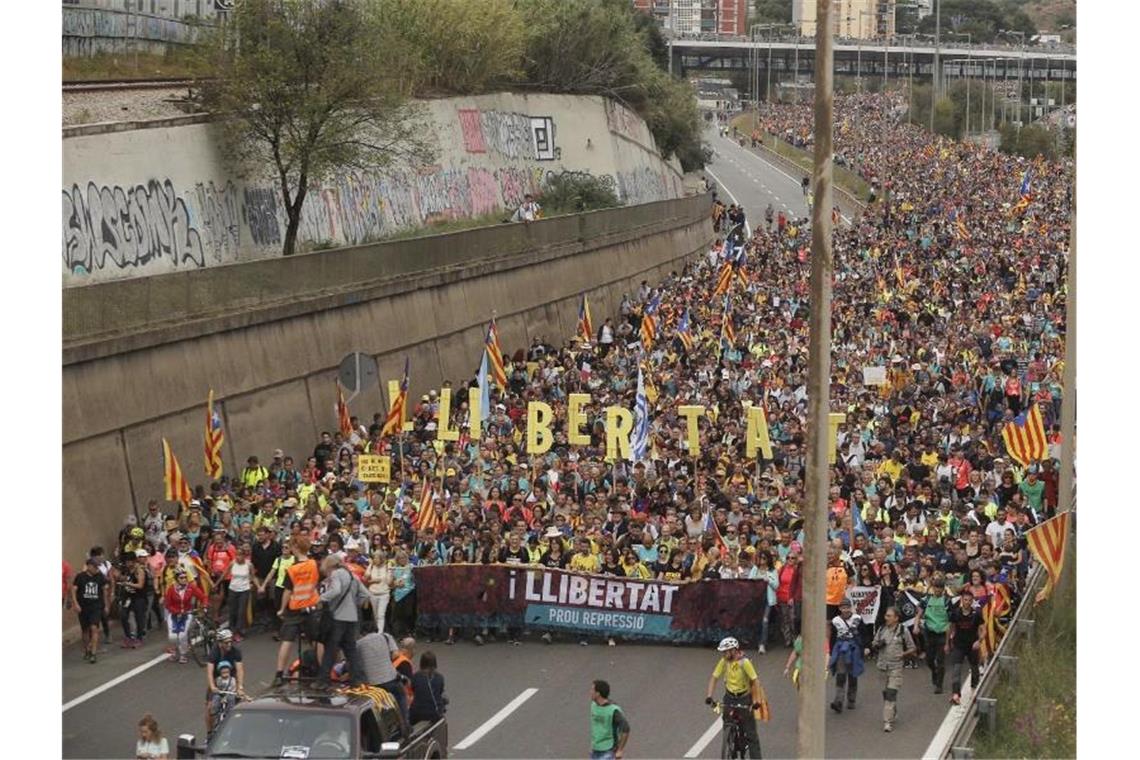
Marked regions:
[358,454,391,483]
[338,352,380,397]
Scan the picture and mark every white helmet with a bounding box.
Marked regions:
[217,629,234,643]
[717,637,740,653]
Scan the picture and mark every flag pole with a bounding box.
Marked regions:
[798,0,834,757]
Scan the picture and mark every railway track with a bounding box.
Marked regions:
[62,77,208,93]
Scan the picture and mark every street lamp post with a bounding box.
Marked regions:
[1000,29,1026,132]
[949,33,971,134]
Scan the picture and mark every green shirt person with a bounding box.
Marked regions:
[589,679,630,760]
[1019,471,1046,513]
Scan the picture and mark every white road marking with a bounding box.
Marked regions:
[684,716,723,758]
[921,673,978,758]
[63,650,175,712]
[454,687,539,750]
[703,167,739,207]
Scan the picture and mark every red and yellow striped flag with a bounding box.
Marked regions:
[204,389,224,479]
[413,483,440,534]
[1025,512,1071,605]
[1001,404,1048,467]
[713,262,734,296]
[162,438,193,507]
[979,582,1012,660]
[336,380,352,437]
[485,320,508,391]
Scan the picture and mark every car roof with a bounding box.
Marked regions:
[241,682,376,712]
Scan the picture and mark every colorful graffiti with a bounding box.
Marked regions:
[460,109,559,161]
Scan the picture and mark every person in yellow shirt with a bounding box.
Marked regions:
[568,537,600,574]
[877,452,904,484]
[705,637,764,758]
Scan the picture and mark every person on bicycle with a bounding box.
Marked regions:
[704,637,763,759]
[163,568,206,663]
[205,629,245,735]
[207,659,239,736]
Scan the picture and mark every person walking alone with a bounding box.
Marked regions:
[867,606,917,732]
[589,679,630,760]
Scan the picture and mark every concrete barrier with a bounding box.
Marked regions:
[62,194,713,565]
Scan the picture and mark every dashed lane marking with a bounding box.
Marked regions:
[454,687,539,750]
[684,716,723,758]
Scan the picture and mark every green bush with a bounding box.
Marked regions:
[540,172,620,214]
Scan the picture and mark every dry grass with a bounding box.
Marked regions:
[63,51,206,82]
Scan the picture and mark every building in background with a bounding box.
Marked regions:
[792,0,896,39]
[632,0,748,37]
[63,0,225,19]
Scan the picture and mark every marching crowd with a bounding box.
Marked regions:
[68,89,1070,749]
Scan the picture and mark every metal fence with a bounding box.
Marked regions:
[931,562,1048,759]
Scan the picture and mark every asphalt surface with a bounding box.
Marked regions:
[63,146,944,760]
[702,127,812,228]
[63,623,953,759]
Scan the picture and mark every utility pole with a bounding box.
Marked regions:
[798,0,833,757]
[1059,164,1076,514]
[931,0,940,133]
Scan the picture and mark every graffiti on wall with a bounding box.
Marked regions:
[460,109,560,161]
[615,167,671,205]
[62,7,201,44]
[605,99,645,144]
[62,180,211,275]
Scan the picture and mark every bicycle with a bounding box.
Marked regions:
[206,689,243,742]
[187,608,221,667]
[711,701,756,760]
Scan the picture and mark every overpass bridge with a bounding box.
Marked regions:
[670,39,1076,86]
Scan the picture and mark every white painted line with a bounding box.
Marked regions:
[454,687,539,750]
[921,676,977,759]
[63,650,173,712]
[684,716,723,758]
[703,168,739,207]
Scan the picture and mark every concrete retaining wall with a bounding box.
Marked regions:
[62,194,713,565]
[62,93,684,285]
[62,5,206,57]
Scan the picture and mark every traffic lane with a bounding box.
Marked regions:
[64,627,954,759]
[63,632,290,758]
[705,130,810,222]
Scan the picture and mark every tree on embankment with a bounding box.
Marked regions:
[197,0,435,257]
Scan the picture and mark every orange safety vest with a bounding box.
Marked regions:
[392,652,415,702]
[825,566,848,605]
[286,559,320,611]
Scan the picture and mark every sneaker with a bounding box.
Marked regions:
[511,639,521,647]
[541,632,553,645]
[89,653,97,664]
[830,699,843,714]
[579,640,589,647]
[446,637,455,645]
[847,700,856,710]
[884,722,893,733]
[758,644,766,654]
[83,651,92,662]
[608,638,616,647]
[169,653,179,663]
[474,634,485,646]
[179,655,188,664]
[950,693,961,705]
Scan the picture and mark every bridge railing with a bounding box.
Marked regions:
[926,561,1049,759]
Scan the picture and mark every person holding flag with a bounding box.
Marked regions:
[577,294,594,344]
[382,358,411,438]
[204,390,225,480]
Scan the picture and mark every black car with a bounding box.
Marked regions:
[176,682,447,759]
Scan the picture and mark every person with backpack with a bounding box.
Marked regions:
[409,651,448,724]
[867,605,917,732]
[589,679,630,760]
[316,553,367,687]
[913,574,951,693]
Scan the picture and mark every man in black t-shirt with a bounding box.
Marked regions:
[72,558,109,663]
[947,589,983,704]
[251,526,282,627]
[498,535,530,645]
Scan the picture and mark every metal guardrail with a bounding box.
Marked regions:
[933,562,1047,759]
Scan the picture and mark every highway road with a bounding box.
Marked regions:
[63,623,953,758]
[62,147,946,759]
[702,127,812,229]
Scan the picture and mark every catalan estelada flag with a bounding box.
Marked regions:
[979,582,1012,660]
[336,380,352,437]
[381,357,410,437]
[485,319,508,391]
[640,292,661,347]
[1025,512,1071,605]
[576,294,593,343]
[162,438,193,507]
[677,307,695,352]
[719,295,735,349]
[204,389,224,479]
[1001,404,1048,466]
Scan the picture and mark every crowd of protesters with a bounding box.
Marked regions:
[69,90,1070,735]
